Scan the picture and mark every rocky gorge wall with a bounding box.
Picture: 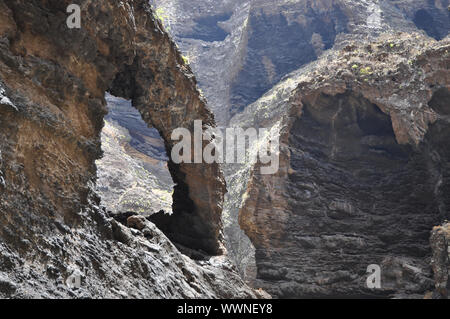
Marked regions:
[149,0,450,286]
[0,0,447,299]
[237,33,450,298]
[0,0,257,298]
[151,0,450,125]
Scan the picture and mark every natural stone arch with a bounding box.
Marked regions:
[108,34,226,255]
[0,0,225,255]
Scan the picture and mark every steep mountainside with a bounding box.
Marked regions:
[149,0,450,285]
[151,0,449,125]
[0,0,255,298]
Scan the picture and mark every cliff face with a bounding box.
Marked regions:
[0,0,255,297]
[237,33,450,298]
[149,0,450,285]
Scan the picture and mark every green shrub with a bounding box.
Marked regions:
[360,66,372,76]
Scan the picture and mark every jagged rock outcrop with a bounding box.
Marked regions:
[151,0,450,125]
[430,223,450,298]
[237,33,450,298]
[0,0,254,297]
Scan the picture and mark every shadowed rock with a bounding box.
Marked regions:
[236,33,450,298]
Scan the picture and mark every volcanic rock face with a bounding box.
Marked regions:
[238,34,450,298]
[430,223,450,299]
[150,0,450,284]
[0,0,254,297]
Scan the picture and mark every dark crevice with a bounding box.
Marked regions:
[429,88,450,116]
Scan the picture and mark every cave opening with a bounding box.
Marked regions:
[96,93,175,217]
[429,87,450,116]
[103,58,224,256]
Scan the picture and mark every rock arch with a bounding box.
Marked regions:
[0,0,225,255]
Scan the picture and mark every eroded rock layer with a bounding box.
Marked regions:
[238,33,450,298]
[0,0,248,297]
[96,94,174,217]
